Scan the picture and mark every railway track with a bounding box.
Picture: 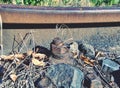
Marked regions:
[0,4,120,25]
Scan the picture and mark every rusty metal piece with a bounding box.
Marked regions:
[0,4,120,24]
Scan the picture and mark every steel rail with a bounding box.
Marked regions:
[0,4,120,24]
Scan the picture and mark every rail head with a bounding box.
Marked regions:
[0,4,120,24]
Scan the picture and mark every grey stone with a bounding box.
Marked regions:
[78,42,95,59]
[46,63,84,88]
[69,42,79,58]
[102,59,120,73]
[115,56,120,64]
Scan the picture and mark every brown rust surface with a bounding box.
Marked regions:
[0,4,120,23]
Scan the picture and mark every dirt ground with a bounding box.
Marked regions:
[1,27,120,54]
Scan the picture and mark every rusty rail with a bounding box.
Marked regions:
[0,4,120,24]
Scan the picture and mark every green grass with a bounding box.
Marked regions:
[0,0,120,7]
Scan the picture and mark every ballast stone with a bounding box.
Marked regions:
[46,63,84,88]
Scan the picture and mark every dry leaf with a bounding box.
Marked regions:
[0,53,25,60]
[80,55,94,66]
[15,54,25,60]
[32,53,47,60]
[32,58,45,66]
[0,55,14,60]
[10,74,17,82]
[27,50,33,56]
